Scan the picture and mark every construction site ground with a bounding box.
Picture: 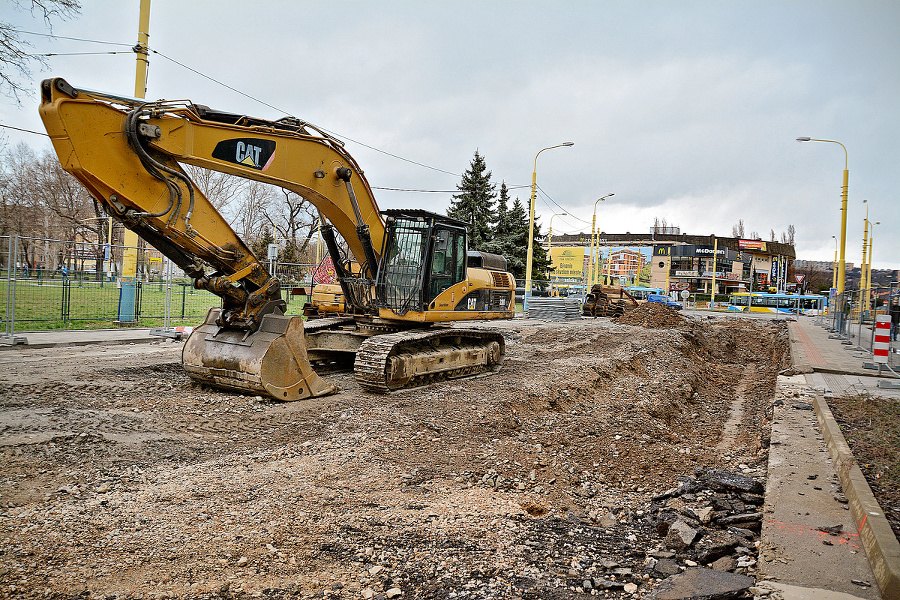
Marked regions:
[0,306,894,600]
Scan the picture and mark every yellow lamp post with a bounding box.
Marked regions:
[524,142,574,309]
[796,137,849,294]
[547,213,566,295]
[118,0,153,321]
[867,221,879,312]
[831,235,838,291]
[861,199,870,310]
[589,193,614,286]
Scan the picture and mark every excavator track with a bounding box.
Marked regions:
[354,328,505,393]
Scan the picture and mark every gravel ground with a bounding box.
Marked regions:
[0,307,790,599]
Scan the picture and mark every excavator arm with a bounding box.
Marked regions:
[39,78,383,330]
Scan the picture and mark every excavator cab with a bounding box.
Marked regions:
[377,210,469,315]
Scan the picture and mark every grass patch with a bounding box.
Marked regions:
[1,277,307,331]
[829,392,900,538]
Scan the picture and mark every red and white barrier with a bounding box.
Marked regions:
[873,314,891,364]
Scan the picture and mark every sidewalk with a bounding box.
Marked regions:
[758,315,900,600]
[0,327,182,350]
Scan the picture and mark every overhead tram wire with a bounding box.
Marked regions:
[16,28,577,193]
[374,183,533,194]
[535,184,593,225]
[10,27,462,180]
[12,29,133,48]
[34,51,132,56]
[533,186,593,236]
[0,124,49,137]
[149,49,463,178]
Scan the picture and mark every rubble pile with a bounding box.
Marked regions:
[649,468,765,577]
[614,303,688,329]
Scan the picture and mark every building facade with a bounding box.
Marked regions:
[546,231,797,296]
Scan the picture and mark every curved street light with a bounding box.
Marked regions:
[796,137,849,294]
[866,220,880,313]
[524,142,574,310]
[589,193,614,286]
[862,199,870,307]
[831,235,838,290]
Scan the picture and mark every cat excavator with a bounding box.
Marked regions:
[39,78,515,400]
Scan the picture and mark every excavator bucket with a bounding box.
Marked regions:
[182,308,338,401]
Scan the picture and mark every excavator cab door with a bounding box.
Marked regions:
[376,210,469,315]
[377,216,429,314]
[425,228,466,304]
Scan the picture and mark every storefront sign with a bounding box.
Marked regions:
[739,240,767,251]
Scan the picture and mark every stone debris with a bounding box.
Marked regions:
[0,316,790,599]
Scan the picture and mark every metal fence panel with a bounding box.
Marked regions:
[822,285,899,369]
[0,235,223,332]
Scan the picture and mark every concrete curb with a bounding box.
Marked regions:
[0,329,159,351]
[814,394,900,600]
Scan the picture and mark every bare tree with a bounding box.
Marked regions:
[262,189,318,263]
[780,224,795,246]
[1,0,81,103]
[731,219,745,238]
[183,164,246,212]
[230,179,275,249]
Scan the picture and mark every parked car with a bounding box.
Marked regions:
[647,293,683,310]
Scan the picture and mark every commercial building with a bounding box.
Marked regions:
[546,229,797,296]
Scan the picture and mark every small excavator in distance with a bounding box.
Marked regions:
[39,78,515,400]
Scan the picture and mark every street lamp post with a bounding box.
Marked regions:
[861,200,870,312]
[868,221,880,313]
[525,142,574,310]
[589,194,614,287]
[796,137,849,294]
[547,213,566,296]
[831,235,838,291]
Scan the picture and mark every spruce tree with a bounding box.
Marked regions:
[494,182,511,238]
[501,196,549,284]
[447,150,496,251]
[251,225,275,261]
[482,181,510,258]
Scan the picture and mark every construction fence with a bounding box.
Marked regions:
[1,235,317,335]
[817,283,900,370]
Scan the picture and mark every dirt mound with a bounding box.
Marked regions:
[614,301,688,328]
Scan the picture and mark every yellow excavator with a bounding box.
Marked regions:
[39,78,515,400]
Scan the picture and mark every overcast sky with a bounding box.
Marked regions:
[2,0,898,269]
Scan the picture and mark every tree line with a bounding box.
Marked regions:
[0,142,320,273]
[2,141,551,284]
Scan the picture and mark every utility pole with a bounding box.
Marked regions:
[117,0,152,323]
